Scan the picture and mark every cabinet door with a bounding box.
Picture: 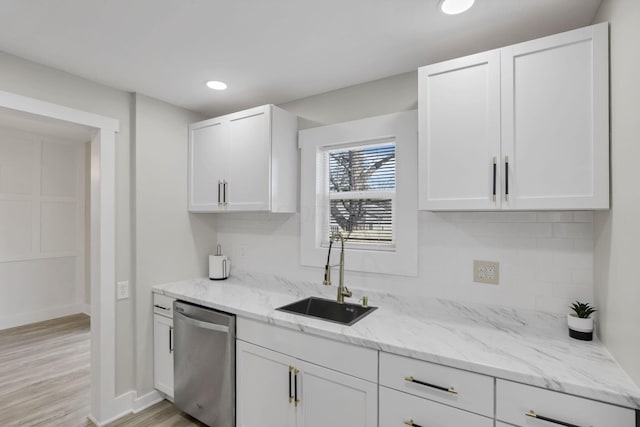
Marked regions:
[236,340,296,427]
[297,359,377,427]
[379,386,493,427]
[226,105,272,211]
[189,118,228,211]
[153,314,174,398]
[418,50,501,210]
[501,23,609,210]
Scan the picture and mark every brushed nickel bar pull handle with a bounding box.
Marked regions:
[217,180,222,206]
[404,376,457,395]
[154,304,170,311]
[504,155,510,201]
[223,180,228,206]
[525,410,583,427]
[404,420,424,427]
[294,368,300,407]
[492,156,497,202]
[288,366,293,403]
[169,326,173,353]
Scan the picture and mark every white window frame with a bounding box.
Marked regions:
[299,111,418,277]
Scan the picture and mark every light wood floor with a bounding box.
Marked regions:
[0,314,92,427]
[0,313,205,427]
[108,399,206,427]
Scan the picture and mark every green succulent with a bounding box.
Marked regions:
[570,301,597,319]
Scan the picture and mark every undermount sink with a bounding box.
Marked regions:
[277,296,377,326]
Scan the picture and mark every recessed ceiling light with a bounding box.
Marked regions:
[206,80,228,91]
[439,0,475,15]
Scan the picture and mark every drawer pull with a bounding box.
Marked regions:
[403,420,424,427]
[404,376,458,395]
[154,304,170,311]
[525,410,584,427]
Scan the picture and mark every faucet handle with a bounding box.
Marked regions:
[360,296,369,308]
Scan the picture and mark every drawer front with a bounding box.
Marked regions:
[496,379,636,427]
[380,386,493,427]
[237,317,377,382]
[153,293,175,318]
[380,352,494,417]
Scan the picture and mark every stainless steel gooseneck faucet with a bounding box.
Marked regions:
[323,232,353,304]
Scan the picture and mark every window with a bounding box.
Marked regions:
[299,111,418,277]
[324,141,395,248]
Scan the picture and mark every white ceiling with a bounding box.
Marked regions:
[0,0,601,117]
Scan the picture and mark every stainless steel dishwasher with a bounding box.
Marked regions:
[173,300,235,427]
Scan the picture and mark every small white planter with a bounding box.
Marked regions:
[568,314,594,341]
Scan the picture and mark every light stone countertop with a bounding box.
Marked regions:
[152,270,640,410]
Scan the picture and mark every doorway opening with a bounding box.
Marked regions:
[0,90,119,425]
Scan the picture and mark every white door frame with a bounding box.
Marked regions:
[0,90,120,424]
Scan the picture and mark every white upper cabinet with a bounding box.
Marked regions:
[190,117,227,209]
[418,50,501,210]
[501,23,609,210]
[419,23,609,211]
[188,104,298,213]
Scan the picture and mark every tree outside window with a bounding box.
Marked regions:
[327,142,395,244]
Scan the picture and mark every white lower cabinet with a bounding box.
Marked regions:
[153,293,175,398]
[153,313,174,398]
[236,318,378,427]
[297,358,377,427]
[379,386,493,427]
[496,379,636,427]
[236,341,295,427]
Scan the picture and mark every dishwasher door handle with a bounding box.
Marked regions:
[176,312,230,333]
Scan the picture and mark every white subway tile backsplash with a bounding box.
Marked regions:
[536,211,574,222]
[573,239,594,251]
[437,211,537,223]
[457,221,553,238]
[573,211,594,222]
[218,210,594,314]
[534,295,574,314]
[552,222,594,239]
[571,269,593,285]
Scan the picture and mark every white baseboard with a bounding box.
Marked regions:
[0,304,86,331]
[133,390,164,413]
[89,390,165,426]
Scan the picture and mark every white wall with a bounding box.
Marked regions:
[0,127,86,329]
[593,0,640,386]
[283,71,417,130]
[133,94,216,394]
[0,52,134,393]
[215,75,595,314]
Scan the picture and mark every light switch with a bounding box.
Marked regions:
[117,281,129,300]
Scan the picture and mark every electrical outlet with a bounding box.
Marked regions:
[473,260,499,285]
[117,281,129,300]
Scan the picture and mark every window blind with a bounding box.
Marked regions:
[327,142,395,243]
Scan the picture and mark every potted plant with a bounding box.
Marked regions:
[568,301,597,341]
